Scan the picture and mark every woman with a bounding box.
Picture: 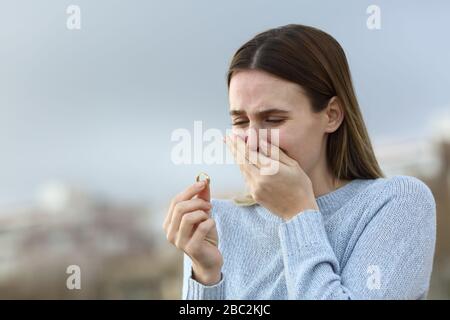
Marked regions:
[163,24,436,299]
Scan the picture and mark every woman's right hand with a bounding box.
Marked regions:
[162,180,223,286]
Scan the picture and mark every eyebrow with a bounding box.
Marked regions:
[229,108,290,116]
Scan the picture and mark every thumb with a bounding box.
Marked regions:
[196,179,210,203]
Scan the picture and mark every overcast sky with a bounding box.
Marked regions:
[0,0,449,214]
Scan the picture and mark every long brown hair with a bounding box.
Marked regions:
[226,24,384,206]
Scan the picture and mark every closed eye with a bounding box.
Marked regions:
[231,120,248,126]
[232,119,286,126]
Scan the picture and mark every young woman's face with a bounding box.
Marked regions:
[228,69,329,175]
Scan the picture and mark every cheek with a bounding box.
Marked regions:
[231,127,246,138]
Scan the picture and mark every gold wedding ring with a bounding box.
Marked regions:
[196,172,210,186]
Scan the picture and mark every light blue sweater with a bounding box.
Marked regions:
[182,175,436,300]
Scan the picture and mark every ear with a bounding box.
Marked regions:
[324,96,344,133]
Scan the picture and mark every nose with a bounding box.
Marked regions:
[246,126,260,152]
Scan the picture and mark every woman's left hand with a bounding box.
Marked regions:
[225,133,319,221]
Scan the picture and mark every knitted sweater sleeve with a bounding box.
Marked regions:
[278,177,436,299]
[182,252,225,300]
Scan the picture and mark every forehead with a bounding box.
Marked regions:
[228,69,305,113]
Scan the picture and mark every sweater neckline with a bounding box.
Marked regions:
[254,178,378,222]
